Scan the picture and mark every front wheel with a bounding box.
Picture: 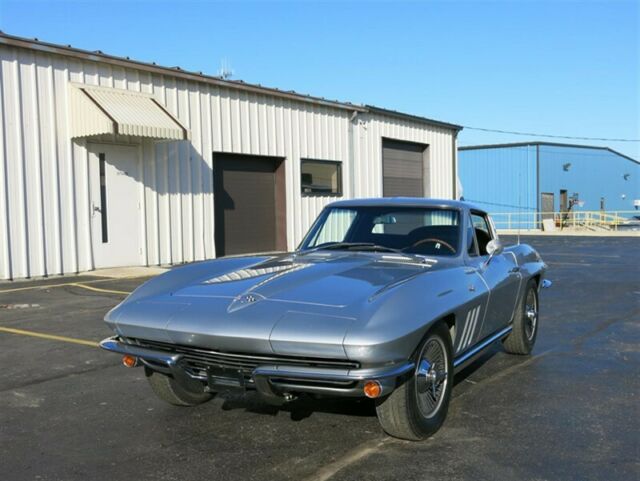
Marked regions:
[375,323,453,441]
[503,278,539,355]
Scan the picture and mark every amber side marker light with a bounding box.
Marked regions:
[363,380,382,399]
[122,355,138,368]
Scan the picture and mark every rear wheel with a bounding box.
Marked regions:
[503,279,539,355]
[375,323,453,441]
[145,368,213,406]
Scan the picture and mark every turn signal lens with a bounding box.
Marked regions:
[363,380,382,399]
[122,355,138,368]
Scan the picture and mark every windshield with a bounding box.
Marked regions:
[300,206,461,256]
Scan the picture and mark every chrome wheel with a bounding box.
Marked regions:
[415,337,449,419]
[524,288,538,341]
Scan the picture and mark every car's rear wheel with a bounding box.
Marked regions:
[503,278,539,355]
[145,368,213,406]
[375,323,453,441]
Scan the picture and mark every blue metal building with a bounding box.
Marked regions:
[458,142,640,229]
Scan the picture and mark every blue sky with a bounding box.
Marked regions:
[1,0,638,159]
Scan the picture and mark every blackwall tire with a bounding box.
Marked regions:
[145,368,213,407]
[375,323,453,441]
[503,279,539,355]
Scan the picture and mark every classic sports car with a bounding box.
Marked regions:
[100,198,550,440]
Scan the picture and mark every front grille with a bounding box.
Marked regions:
[124,337,359,380]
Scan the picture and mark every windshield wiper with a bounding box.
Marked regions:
[303,242,426,263]
[299,242,428,263]
[342,243,404,253]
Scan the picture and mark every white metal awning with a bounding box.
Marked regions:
[69,84,188,140]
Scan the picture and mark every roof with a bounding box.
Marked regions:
[0,31,365,113]
[327,197,483,211]
[0,31,461,132]
[459,141,639,164]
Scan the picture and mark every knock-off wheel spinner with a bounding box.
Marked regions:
[524,288,538,341]
[415,338,448,418]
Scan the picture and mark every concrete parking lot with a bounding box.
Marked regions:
[1,235,638,481]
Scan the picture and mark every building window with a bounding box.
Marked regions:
[301,159,342,196]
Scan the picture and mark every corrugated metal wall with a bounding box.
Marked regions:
[0,43,457,280]
[458,145,538,222]
[459,144,640,225]
[538,145,639,212]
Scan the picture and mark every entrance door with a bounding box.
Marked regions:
[213,153,286,257]
[89,144,141,268]
[541,192,554,221]
[467,211,522,338]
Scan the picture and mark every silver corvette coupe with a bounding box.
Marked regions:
[101,198,549,440]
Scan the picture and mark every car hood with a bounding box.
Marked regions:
[107,251,450,358]
[171,252,435,306]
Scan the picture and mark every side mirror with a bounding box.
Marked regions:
[483,239,503,268]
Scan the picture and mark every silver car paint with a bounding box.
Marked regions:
[104,199,547,380]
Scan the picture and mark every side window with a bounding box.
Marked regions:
[471,212,493,256]
[466,214,478,256]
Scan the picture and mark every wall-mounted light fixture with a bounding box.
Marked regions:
[563,163,572,171]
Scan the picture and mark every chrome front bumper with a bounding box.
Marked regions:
[99,337,414,401]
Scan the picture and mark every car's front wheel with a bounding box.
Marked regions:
[145,368,213,406]
[375,323,453,441]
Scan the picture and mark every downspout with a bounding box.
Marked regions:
[349,110,359,198]
[452,130,459,199]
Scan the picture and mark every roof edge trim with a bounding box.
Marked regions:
[459,141,639,164]
[365,105,463,132]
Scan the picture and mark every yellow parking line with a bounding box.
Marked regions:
[68,283,131,295]
[0,326,99,347]
[0,277,142,294]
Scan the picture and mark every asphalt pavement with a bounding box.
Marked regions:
[0,235,638,481]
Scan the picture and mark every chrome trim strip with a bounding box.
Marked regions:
[252,361,414,383]
[453,325,512,369]
[99,337,203,392]
[99,338,182,365]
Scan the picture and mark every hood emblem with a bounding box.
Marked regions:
[227,292,266,313]
[242,294,259,303]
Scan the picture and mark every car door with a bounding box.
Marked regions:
[453,214,492,354]
[466,211,522,339]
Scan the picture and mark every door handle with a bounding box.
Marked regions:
[509,266,520,273]
[92,204,102,217]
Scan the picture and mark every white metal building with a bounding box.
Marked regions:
[0,33,462,280]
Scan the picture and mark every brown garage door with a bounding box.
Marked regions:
[382,139,427,197]
[213,154,286,256]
